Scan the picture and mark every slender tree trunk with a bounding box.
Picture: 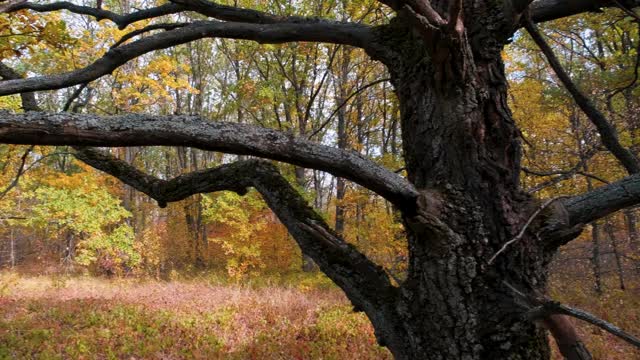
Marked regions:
[604,220,626,290]
[9,228,15,268]
[334,48,351,236]
[582,166,603,295]
[63,231,75,264]
[295,167,317,272]
[624,208,639,250]
[591,222,603,294]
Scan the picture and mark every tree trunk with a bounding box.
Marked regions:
[624,208,638,250]
[364,16,583,359]
[604,220,626,290]
[334,47,350,236]
[591,221,603,295]
[295,166,317,272]
[63,231,75,264]
[9,228,15,268]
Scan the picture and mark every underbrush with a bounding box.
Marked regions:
[0,272,390,359]
[549,274,640,360]
[1,271,639,359]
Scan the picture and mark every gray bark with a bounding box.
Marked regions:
[0,112,417,209]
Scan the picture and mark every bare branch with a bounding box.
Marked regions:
[524,18,640,174]
[0,145,33,200]
[0,112,419,210]
[529,0,640,24]
[62,83,88,112]
[504,281,593,359]
[505,281,640,349]
[522,149,609,194]
[74,147,399,326]
[309,78,391,139]
[0,20,377,96]
[535,303,640,349]
[110,23,189,49]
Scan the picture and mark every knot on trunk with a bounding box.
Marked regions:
[405,189,463,254]
[536,199,584,250]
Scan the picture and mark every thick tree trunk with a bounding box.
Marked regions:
[363,15,579,359]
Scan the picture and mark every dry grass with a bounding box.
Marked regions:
[1,272,639,359]
[0,272,390,359]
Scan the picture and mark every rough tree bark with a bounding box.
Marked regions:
[2,0,640,358]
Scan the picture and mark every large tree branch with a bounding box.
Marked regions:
[74,147,401,345]
[0,111,419,210]
[3,1,185,29]
[169,0,326,24]
[524,18,640,174]
[561,172,640,227]
[529,0,640,23]
[541,171,640,249]
[0,20,376,96]
[4,0,348,28]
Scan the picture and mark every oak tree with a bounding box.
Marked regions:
[1,0,640,358]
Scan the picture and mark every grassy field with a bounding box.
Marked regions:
[0,273,390,359]
[0,272,638,359]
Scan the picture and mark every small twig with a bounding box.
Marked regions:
[0,145,34,200]
[607,21,640,98]
[62,83,88,112]
[488,196,566,264]
[612,0,640,22]
[308,78,390,139]
[0,216,27,221]
[0,150,73,201]
[110,22,189,49]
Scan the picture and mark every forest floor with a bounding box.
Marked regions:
[0,272,390,359]
[0,271,638,359]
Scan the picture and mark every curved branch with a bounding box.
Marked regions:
[505,281,640,350]
[0,112,419,210]
[169,0,321,24]
[524,18,640,174]
[0,145,34,200]
[74,147,402,345]
[529,0,640,24]
[3,1,185,29]
[535,302,640,349]
[111,23,189,49]
[0,20,376,96]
